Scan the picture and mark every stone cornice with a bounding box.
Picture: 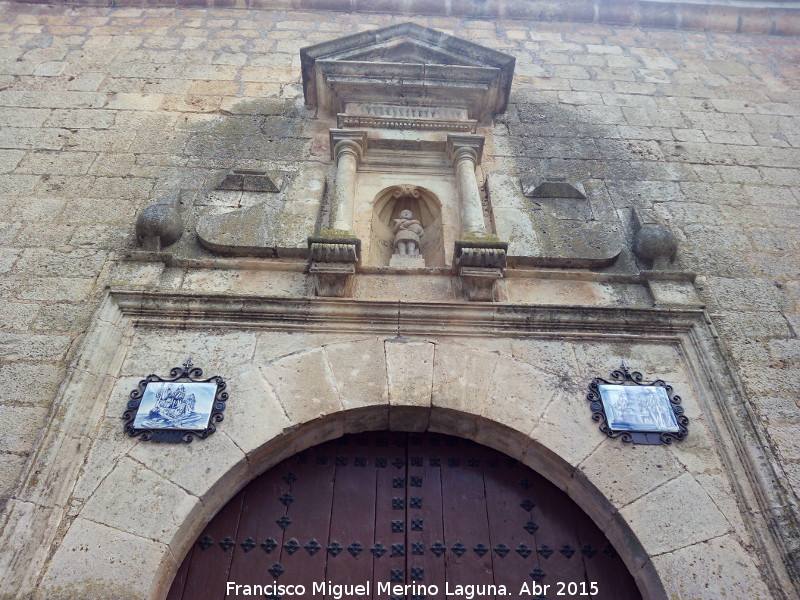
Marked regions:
[13,1,800,36]
[109,289,704,337]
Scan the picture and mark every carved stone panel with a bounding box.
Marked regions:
[487,173,622,268]
[197,170,325,258]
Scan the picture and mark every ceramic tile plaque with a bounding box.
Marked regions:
[123,359,228,443]
[587,364,688,445]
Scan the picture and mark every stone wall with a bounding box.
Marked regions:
[0,2,798,597]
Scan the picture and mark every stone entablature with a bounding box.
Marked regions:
[338,103,477,133]
[301,22,515,124]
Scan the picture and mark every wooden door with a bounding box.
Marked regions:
[168,432,642,600]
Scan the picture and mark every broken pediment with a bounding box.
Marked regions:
[215,170,282,193]
[196,170,325,258]
[301,22,515,124]
[487,173,623,268]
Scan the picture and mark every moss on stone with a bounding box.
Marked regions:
[308,230,361,249]
[455,232,508,250]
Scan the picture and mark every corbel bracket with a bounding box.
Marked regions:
[455,234,508,301]
[307,230,361,297]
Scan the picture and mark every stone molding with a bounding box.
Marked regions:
[1,289,796,598]
[301,22,515,123]
[329,129,367,164]
[446,134,485,167]
[25,1,800,36]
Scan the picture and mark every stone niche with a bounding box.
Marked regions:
[368,184,445,268]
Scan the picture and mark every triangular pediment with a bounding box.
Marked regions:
[340,39,479,67]
[301,22,515,124]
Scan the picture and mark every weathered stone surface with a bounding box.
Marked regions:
[619,473,732,556]
[81,457,199,545]
[488,172,623,268]
[219,368,293,458]
[38,517,171,600]
[197,169,324,258]
[431,343,498,415]
[324,338,389,416]
[385,338,434,430]
[578,439,686,508]
[530,388,607,468]
[120,330,258,380]
[482,355,553,434]
[0,7,798,600]
[260,348,343,425]
[652,534,774,600]
[127,422,247,502]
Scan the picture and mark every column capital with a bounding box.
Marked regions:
[329,129,368,164]
[446,134,485,166]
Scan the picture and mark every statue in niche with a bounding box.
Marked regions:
[392,209,424,257]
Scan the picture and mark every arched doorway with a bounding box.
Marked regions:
[167,432,642,599]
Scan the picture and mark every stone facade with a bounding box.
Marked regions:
[0,2,798,599]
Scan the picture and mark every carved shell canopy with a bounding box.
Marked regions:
[300,22,515,123]
[391,185,421,200]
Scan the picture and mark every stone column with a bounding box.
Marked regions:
[446,134,508,302]
[447,134,486,234]
[329,130,367,232]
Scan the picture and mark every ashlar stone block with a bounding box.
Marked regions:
[652,534,773,600]
[482,355,554,435]
[619,472,731,556]
[530,389,607,469]
[577,438,686,509]
[219,368,293,458]
[324,338,389,430]
[38,517,172,600]
[127,422,247,503]
[80,457,199,546]
[385,338,434,431]
[260,348,343,425]
[431,343,498,415]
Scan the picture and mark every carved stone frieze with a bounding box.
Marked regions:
[454,234,508,302]
[308,242,359,263]
[338,103,477,132]
[457,247,507,269]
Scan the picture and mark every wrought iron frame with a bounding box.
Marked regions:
[123,359,228,443]
[586,363,688,445]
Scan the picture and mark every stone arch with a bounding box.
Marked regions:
[43,336,748,600]
[368,185,445,267]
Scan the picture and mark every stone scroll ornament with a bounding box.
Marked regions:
[123,359,228,443]
[586,364,688,445]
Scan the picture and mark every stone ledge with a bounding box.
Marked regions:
[10,0,800,36]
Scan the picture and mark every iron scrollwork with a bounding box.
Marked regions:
[123,359,228,443]
[587,363,688,445]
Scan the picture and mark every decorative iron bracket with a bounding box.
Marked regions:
[586,363,688,445]
[123,359,228,443]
